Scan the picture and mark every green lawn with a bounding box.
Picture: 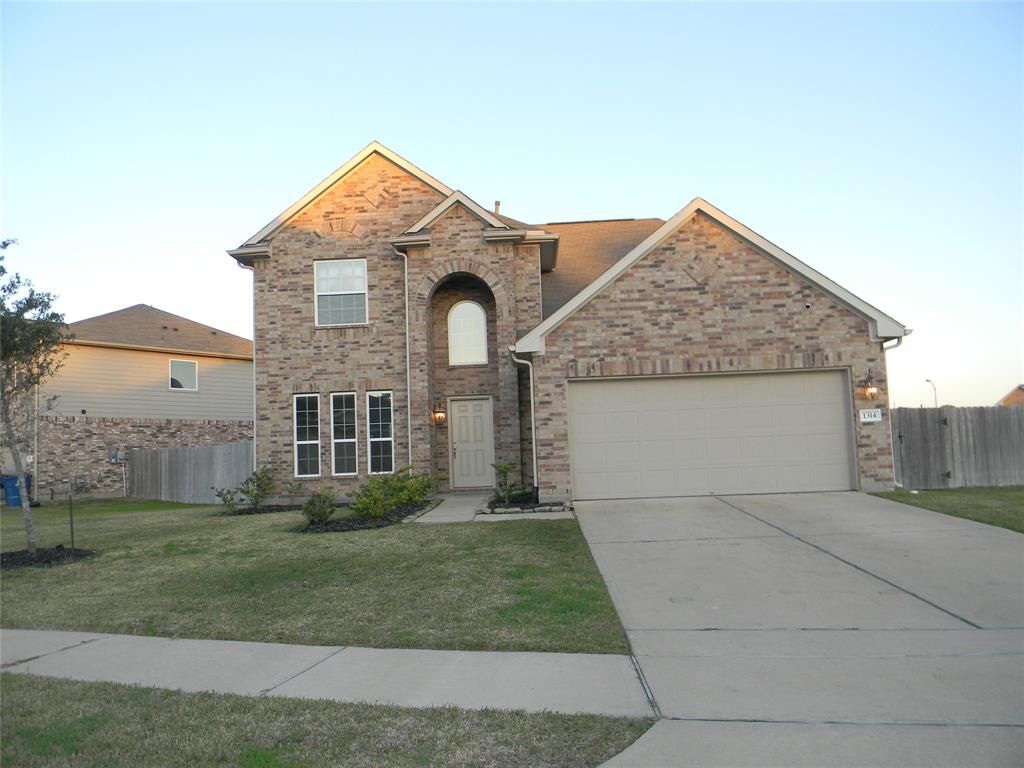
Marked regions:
[874,486,1024,533]
[1,499,628,653]
[1,674,652,768]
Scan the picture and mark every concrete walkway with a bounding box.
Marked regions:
[0,628,653,718]
[414,494,486,523]
[579,492,1024,767]
[414,494,574,523]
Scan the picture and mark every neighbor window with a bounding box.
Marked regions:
[315,259,367,325]
[169,359,198,390]
[294,394,320,477]
[331,392,357,476]
[367,390,394,474]
[447,301,487,365]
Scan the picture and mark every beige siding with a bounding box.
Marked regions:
[42,344,253,421]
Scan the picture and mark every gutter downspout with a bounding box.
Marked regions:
[238,261,258,472]
[396,248,414,470]
[507,346,538,497]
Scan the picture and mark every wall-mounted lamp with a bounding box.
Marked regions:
[862,369,879,400]
[431,404,447,426]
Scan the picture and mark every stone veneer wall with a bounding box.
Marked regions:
[530,212,895,501]
[34,415,252,498]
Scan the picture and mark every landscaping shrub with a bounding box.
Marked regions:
[350,470,438,518]
[212,487,239,514]
[492,460,531,505]
[239,466,275,511]
[301,488,336,526]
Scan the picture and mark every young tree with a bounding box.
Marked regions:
[0,242,70,554]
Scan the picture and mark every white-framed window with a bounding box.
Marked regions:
[169,359,198,391]
[447,300,487,365]
[330,392,357,476]
[367,390,394,475]
[293,394,320,477]
[315,259,368,326]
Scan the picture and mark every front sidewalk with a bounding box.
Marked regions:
[1,629,653,718]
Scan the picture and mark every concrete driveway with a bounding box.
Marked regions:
[578,492,1024,767]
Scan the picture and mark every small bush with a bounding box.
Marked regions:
[492,461,531,504]
[212,487,239,514]
[350,469,438,518]
[283,480,304,506]
[302,488,336,526]
[239,466,275,511]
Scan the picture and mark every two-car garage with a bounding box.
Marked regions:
[567,370,857,500]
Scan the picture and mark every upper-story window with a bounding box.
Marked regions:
[447,301,487,365]
[315,259,368,326]
[169,359,198,390]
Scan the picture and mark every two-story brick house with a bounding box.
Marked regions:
[229,142,909,502]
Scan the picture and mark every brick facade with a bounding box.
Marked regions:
[35,415,252,498]
[244,148,899,502]
[253,155,542,493]
[531,212,894,500]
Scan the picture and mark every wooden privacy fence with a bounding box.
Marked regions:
[128,440,254,504]
[892,407,1024,489]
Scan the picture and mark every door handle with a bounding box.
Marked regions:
[452,442,457,459]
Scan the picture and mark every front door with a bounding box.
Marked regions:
[449,397,495,488]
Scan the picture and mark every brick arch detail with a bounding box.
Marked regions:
[413,259,509,307]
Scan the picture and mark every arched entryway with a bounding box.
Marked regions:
[427,274,499,490]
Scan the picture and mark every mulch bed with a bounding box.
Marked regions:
[220,504,301,516]
[303,502,430,533]
[1,544,97,570]
[486,499,564,512]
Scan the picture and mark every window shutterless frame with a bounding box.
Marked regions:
[447,300,488,366]
[330,391,358,476]
[293,393,321,478]
[366,390,394,475]
[314,258,369,326]
[168,359,199,391]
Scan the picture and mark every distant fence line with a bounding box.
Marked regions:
[128,440,254,504]
[892,407,1024,490]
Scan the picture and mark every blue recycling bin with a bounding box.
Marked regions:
[1,475,32,507]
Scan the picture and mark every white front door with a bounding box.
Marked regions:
[450,397,495,488]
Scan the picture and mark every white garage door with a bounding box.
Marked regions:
[568,371,855,499]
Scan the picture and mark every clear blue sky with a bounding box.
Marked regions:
[3,1,1021,407]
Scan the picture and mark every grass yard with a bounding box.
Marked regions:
[874,486,1024,533]
[1,499,628,653]
[1,674,653,768]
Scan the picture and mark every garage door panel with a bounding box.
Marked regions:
[569,371,855,500]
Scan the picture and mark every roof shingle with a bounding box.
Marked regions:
[67,305,253,359]
[539,218,665,318]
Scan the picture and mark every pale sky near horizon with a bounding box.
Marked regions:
[3,1,1021,407]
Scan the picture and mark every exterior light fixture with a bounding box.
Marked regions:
[431,404,447,426]
[862,369,879,400]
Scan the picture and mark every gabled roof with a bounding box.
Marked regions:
[405,191,508,233]
[997,385,1024,406]
[67,305,253,359]
[539,218,665,317]
[516,198,910,353]
[237,141,454,248]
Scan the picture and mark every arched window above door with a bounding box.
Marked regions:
[447,300,487,365]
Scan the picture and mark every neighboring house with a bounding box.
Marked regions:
[996,386,1024,406]
[27,305,254,498]
[228,141,910,502]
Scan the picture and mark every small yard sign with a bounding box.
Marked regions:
[859,408,883,423]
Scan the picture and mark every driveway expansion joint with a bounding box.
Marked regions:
[713,496,982,629]
[660,716,1024,728]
